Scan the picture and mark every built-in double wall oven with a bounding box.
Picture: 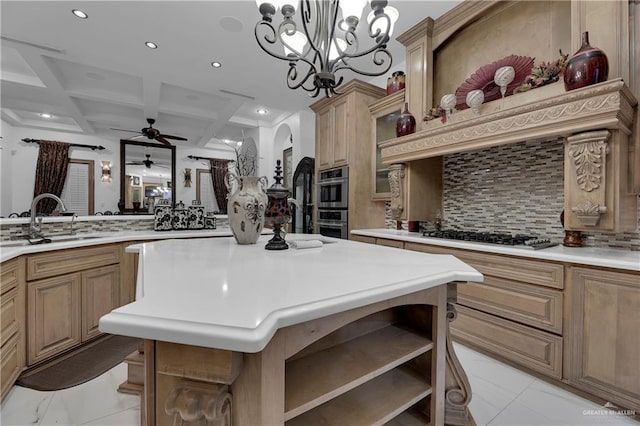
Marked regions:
[317,166,348,239]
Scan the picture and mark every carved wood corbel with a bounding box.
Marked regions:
[165,382,232,426]
[567,130,610,227]
[388,163,406,219]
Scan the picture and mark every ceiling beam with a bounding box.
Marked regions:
[17,48,95,134]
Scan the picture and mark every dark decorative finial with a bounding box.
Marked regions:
[273,160,284,186]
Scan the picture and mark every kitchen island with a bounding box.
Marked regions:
[99,234,482,425]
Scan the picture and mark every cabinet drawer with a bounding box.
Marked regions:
[1,334,22,402]
[1,259,19,294]
[404,243,563,289]
[451,305,562,379]
[1,287,19,345]
[350,235,376,245]
[458,278,563,334]
[27,244,120,281]
[376,238,404,249]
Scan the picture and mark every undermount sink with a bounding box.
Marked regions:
[0,235,103,248]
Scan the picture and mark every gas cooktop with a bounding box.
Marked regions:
[423,230,557,250]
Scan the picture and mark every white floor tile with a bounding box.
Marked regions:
[466,373,522,424]
[514,379,639,426]
[80,407,140,426]
[0,386,54,426]
[38,364,139,426]
[2,345,637,426]
[488,399,559,425]
[454,342,536,395]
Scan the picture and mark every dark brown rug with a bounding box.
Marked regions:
[17,335,142,391]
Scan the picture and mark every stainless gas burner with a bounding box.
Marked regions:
[423,230,557,250]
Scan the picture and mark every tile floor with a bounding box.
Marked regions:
[1,343,638,425]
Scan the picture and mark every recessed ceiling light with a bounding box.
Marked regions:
[40,113,53,119]
[72,9,88,19]
[257,108,268,115]
[145,41,158,49]
[211,61,222,68]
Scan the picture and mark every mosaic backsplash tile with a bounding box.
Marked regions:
[0,216,229,241]
[385,139,640,251]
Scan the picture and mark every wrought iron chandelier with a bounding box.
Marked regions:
[255,0,398,97]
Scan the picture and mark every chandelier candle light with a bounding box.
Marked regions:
[255,0,398,97]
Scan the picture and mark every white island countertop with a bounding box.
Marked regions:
[352,229,640,272]
[99,234,482,353]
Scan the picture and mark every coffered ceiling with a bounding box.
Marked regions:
[1,1,460,148]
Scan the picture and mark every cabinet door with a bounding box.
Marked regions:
[316,108,332,169]
[331,98,349,166]
[566,267,640,411]
[82,265,120,341]
[28,273,81,365]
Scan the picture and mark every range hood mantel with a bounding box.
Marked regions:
[380,79,637,164]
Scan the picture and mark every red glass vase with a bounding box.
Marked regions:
[386,71,405,96]
[563,31,608,91]
[396,103,416,137]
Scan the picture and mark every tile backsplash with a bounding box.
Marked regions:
[385,139,640,251]
[0,216,229,241]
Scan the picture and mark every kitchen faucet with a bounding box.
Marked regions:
[29,193,67,238]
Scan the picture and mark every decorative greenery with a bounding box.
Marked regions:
[423,105,446,123]
[514,50,568,93]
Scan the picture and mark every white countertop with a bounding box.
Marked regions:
[0,228,237,263]
[352,229,640,272]
[99,234,482,353]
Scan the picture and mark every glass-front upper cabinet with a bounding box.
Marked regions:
[369,89,405,200]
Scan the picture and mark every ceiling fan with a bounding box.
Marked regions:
[111,118,187,146]
[126,154,168,169]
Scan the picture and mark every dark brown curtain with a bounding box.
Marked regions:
[210,159,231,214]
[33,140,70,214]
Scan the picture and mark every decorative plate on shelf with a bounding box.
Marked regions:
[454,55,535,110]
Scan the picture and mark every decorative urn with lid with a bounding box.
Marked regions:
[264,160,292,250]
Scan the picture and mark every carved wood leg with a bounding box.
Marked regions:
[445,283,476,426]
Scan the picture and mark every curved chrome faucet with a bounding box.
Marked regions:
[29,193,67,238]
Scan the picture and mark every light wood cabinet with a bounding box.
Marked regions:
[566,266,640,412]
[1,257,26,402]
[359,236,640,411]
[369,89,405,200]
[26,244,121,365]
[314,96,349,169]
[311,79,388,235]
[82,265,120,341]
[28,273,82,365]
[404,241,565,379]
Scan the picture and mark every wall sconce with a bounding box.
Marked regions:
[101,161,112,183]
[184,168,192,187]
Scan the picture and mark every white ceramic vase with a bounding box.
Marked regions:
[226,172,269,245]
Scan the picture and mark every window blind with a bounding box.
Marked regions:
[61,162,89,215]
[198,171,220,213]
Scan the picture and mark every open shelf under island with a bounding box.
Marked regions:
[99,234,483,425]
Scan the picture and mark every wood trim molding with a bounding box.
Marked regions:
[380,79,637,164]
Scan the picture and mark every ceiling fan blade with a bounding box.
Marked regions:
[155,136,172,146]
[111,128,141,133]
[159,134,187,141]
